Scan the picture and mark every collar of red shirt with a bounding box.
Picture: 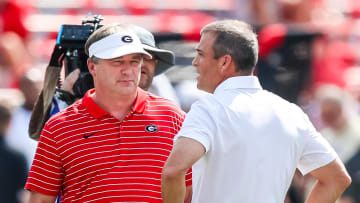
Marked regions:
[82,87,147,118]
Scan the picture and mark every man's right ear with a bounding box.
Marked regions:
[87,58,96,75]
[219,54,233,73]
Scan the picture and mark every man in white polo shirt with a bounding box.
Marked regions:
[161,19,351,203]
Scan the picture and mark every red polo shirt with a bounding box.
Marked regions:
[25,88,191,202]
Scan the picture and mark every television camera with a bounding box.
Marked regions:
[56,14,104,98]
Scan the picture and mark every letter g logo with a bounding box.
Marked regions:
[122,35,133,43]
[145,124,158,133]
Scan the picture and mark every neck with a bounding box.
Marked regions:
[91,89,137,121]
[222,67,253,84]
[217,71,253,89]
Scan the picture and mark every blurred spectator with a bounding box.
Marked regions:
[339,67,360,203]
[5,68,42,169]
[315,84,360,163]
[280,0,313,23]
[0,102,28,203]
[0,0,31,41]
[344,67,360,114]
[0,0,33,88]
[341,149,360,203]
[248,0,313,25]
[0,32,33,88]
[228,0,279,25]
[148,74,181,106]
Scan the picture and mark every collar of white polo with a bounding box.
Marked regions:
[88,33,152,59]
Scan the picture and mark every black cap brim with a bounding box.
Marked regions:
[143,44,176,75]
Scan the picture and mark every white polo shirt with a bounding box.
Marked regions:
[176,76,337,203]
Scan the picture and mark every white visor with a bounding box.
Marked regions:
[88,33,152,59]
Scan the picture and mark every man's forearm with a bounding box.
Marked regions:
[306,180,349,203]
[161,173,186,203]
[306,159,351,203]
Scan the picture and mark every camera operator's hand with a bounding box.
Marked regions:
[56,68,80,105]
[62,68,80,94]
[49,45,65,67]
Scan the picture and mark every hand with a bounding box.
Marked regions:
[56,69,80,105]
[62,69,80,94]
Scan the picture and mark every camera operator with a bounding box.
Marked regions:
[25,23,192,203]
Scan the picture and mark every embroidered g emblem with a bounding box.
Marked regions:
[145,124,158,133]
[122,35,133,43]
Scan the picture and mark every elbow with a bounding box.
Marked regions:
[162,165,186,181]
[342,173,352,188]
[162,159,189,183]
[334,170,352,191]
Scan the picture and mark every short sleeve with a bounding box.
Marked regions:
[297,115,337,175]
[175,99,215,152]
[25,122,64,196]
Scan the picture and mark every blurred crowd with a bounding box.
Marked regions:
[1,0,360,202]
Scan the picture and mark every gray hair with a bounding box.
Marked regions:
[201,20,259,72]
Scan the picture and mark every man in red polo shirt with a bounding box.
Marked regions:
[25,23,192,203]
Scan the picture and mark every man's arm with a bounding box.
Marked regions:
[28,190,57,203]
[305,158,351,203]
[162,137,205,203]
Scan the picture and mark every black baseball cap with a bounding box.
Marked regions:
[130,25,176,75]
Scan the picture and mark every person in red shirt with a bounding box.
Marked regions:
[0,0,33,88]
[25,23,192,203]
[0,0,30,40]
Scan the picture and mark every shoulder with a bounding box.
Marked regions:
[262,91,315,132]
[262,90,305,111]
[183,95,220,122]
[144,91,185,115]
[45,99,86,128]
[191,94,221,112]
